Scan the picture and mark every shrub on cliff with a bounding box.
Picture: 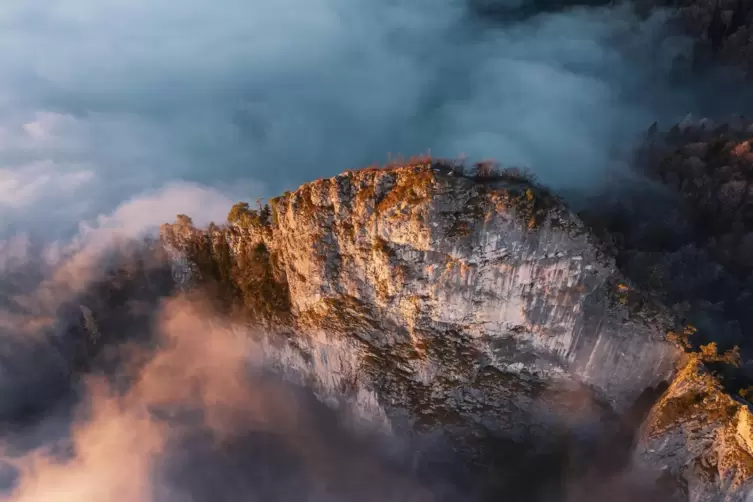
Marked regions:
[471,162,537,185]
[227,202,271,228]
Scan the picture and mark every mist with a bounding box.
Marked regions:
[0,279,674,502]
[1,0,739,239]
[0,0,746,500]
[0,296,472,502]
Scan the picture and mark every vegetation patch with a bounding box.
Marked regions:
[163,217,291,324]
[372,236,396,259]
[447,219,474,238]
[375,167,435,214]
[354,181,377,208]
[338,219,356,242]
[291,185,318,220]
[667,324,698,350]
[298,295,381,332]
[652,391,708,431]
[479,179,561,230]
[227,201,271,230]
[268,195,286,225]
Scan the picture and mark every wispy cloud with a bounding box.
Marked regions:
[0,0,716,239]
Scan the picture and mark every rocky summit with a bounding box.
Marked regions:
[157,160,753,501]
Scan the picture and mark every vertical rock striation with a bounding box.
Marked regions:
[161,164,680,457]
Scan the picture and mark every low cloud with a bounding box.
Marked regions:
[0,183,237,422]
[0,296,459,502]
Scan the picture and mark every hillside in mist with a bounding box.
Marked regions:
[2,0,753,501]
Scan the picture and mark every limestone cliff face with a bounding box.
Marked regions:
[634,357,753,502]
[160,164,679,455]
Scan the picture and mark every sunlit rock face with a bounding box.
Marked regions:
[160,164,680,458]
[634,357,753,502]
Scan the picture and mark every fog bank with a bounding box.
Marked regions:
[0,0,733,239]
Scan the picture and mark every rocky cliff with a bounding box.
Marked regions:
[160,162,703,498]
[635,355,753,502]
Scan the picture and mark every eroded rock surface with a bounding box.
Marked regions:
[635,357,753,501]
[161,165,680,466]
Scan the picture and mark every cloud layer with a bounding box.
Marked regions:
[0,296,472,502]
[0,0,729,239]
[0,1,744,500]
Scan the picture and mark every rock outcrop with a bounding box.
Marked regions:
[161,163,682,485]
[159,159,753,500]
[635,356,753,501]
[576,117,753,501]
